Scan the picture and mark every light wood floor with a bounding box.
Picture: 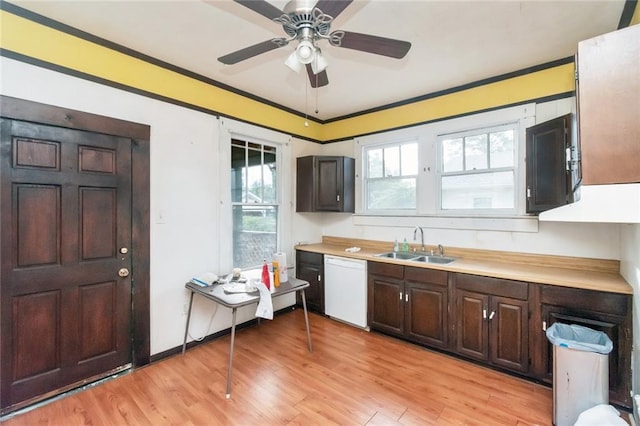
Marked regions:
[3,309,554,425]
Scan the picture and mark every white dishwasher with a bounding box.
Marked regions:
[324,255,368,329]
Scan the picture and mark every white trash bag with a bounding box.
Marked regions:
[574,404,628,426]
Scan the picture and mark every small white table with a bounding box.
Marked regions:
[182,278,313,398]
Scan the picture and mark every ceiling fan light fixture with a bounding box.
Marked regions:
[285,50,302,72]
[296,39,316,64]
[311,49,328,74]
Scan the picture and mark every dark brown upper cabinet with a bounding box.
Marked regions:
[296,156,355,212]
[525,113,576,214]
[577,24,640,185]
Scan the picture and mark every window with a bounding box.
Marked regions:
[231,139,278,269]
[364,141,418,211]
[439,124,516,212]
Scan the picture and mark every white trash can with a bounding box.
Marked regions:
[546,323,613,426]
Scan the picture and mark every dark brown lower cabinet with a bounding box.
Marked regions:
[454,274,529,374]
[369,263,449,350]
[532,285,632,408]
[295,250,324,314]
[369,262,405,336]
[366,261,632,409]
[405,267,449,349]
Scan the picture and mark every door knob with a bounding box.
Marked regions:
[118,268,130,277]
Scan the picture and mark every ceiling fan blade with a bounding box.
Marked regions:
[306,65,329,88]
[314,0,353,19]
[330,31,411,59]
[218,39,287,65]
[234,0,283,20]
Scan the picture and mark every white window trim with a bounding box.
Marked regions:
[354,104,538,232]
[218,117,292,273]
[356,129,427,215]
[436,121,520,216]
[361,137,420,215]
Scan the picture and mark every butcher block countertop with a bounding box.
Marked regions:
[296,236,633,295]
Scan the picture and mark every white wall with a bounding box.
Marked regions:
[2,58,627,359]
[0,58,312,355]
[319,99,622,259]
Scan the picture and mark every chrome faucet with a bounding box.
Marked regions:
[413,226,425,252]
[438,244,444,256]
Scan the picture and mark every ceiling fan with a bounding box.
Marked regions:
[218,0,412,88]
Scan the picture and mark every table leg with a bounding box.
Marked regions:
[182,291,195,355]
[300,289,313,352]
[226,307,238,399]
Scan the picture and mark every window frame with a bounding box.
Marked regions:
[362,138,420,215]
[218,117,292,274]
[230,138,280,269]
[436,121,520,216]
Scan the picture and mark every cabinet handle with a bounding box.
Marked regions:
[483,309,487,320]
[542,320,547,332]
[399,292,403,301]
[405,293,409,302]
[317,274,321,282]
[489,311,495,320]
[336,195,340,202]
[526,186,531,198]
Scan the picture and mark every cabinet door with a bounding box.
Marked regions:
[455,290,489,362]
[578,24,640,184]
[369,275,404,336]
[295,251,324,314]
[525,113,574,213]
[405,280,448,349]
[315,157,342,211]
[489,296,529,373]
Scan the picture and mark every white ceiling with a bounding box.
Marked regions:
[11,0,627,120]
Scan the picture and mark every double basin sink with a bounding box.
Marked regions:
[374,251,456,264]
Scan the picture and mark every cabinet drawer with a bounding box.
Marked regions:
[405,266,447,286]
[455,273,528,300]
[368,261,404,279]
[540,285,629,316]
[296,250,323,265]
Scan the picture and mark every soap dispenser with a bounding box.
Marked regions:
[393,239,399,252]
[402,238,409,252]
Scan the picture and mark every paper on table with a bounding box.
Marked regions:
[255,281,273,320]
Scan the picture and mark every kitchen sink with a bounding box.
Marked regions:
[374,252,421,260]
[412,255,456,264]
[374,252,456,264]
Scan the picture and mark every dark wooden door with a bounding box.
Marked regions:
[1,119,133,410]
[405,281,448,348]
[369,275,404,336]
[315,156,341,211]
[455,290,489,362]
[525,113,574,213]
[489,296,528,373]
[295,251,324,314]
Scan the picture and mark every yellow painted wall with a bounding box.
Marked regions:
[0,8,578,142]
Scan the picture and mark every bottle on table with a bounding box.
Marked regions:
[272,260,280,287]
[261,259,271,290]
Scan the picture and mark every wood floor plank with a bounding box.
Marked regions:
[3,310,553,425]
